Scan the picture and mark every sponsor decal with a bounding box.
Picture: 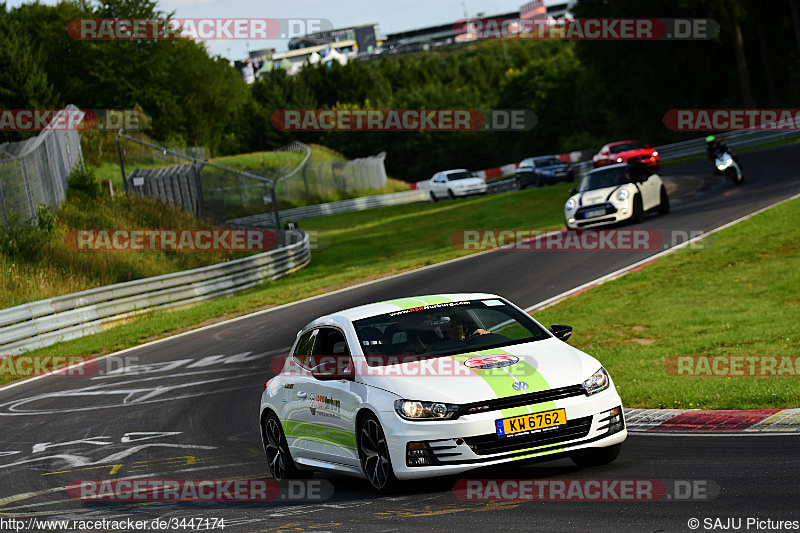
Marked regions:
[464,354,520,370]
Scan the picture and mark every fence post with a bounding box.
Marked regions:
[19,158,38,223]
[0,178,7,227]
[302,161,310,200]
[271,179,284,247]
[116,129,128,195]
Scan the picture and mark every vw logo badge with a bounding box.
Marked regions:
[512,381,529,392]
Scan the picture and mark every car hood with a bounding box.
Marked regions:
[573,183,634,206]
[360,338,602,403]
[450,177,485,187]
[613,148,654,158]
[536,164,569,172]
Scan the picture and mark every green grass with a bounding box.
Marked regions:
[5,184,799,411]
[532,196,800,410]
[5,185,570,373]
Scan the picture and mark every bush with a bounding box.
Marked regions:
[0,205,58,262]
[67,163,101,200]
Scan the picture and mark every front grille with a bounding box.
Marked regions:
[455,384,586,418]
[463,415,593,455]
[575,202,616,220]
[576,217,616,227]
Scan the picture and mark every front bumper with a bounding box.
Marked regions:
[379,389,626,480]
[565,200,631,228]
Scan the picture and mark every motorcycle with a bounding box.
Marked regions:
[715,151,744,185]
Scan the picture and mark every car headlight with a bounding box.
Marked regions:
[394,399,460,420]
[617,189,629,201]
[717,158,732,170]
[566,198,576,210]
[652,151,658,157]
[616,157,623,163]
[583,367,610,395]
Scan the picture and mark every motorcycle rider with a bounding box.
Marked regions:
[706,135,742,174]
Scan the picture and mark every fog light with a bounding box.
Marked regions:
[406,442,435,467]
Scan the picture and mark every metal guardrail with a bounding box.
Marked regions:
[0,232,311,356]
[227,189,431,227]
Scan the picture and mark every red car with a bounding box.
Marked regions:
[593,140,659,169]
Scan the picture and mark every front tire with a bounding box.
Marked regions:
[571,443,622,467]
[430,191,438,202]
[447,189,455,200]
[263,411,311,481]
[658,186,670,215]
[358,413,398,493]
[517,177,525,190]
[631,194,645,223]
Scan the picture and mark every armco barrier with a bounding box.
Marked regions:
[0,232,310,356]
[227,189,430,228]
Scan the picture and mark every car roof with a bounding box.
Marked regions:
[440,168,470,174]
[316,293,505,323]
[608,140,642,146]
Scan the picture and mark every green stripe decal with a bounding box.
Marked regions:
[380,296,452,309]
[449,349,557,418]
[281,419,357,449]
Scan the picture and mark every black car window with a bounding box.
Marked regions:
[292,328,318,369]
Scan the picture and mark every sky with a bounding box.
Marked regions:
[8,0,563,60]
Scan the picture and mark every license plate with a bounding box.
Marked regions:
[495,408,567,438]
[584,208,605,218]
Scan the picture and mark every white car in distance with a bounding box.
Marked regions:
[427,169,487,201]
[564,163,670,229]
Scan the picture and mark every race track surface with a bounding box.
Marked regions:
[1,144,799,532]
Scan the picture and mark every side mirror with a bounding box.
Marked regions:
[549,324,573,342]
[311,355,355,380]
[568,188,577,196]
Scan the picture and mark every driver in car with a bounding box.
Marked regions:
[444,316,489,341]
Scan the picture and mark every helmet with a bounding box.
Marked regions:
[706,135,715,143]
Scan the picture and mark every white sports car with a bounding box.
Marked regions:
[564,163,669,229]
[260,293,626,492]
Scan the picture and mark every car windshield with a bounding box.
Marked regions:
[609,142,644,153]
[353,298,550,365]
[518,159,533,168]
[446,171,473,180]
[533,156,561,166]
[578,167,631,192]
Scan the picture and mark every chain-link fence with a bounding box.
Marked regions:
[0,106,84,226]
[116,134,388,231]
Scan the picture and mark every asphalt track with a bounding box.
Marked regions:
[1,144,799,532]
